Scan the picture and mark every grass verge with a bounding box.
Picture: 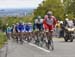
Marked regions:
[0,32,7,48]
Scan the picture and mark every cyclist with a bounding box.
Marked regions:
[34,16,43,31]
[43,11,57,50]
[24,23,33,42]
[33,16,44,45]
[25,23,33,32]
[17,22,24,32]
[11,24,17,39]
[16,21,24,44]
[6,26,12,40]
[28,23,33,32]
[43,11,57,31]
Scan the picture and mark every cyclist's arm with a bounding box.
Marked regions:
[53,16,57,28]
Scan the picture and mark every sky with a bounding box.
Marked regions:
[0,0,43,9]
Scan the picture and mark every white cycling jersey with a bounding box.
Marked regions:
[35,19,43,24]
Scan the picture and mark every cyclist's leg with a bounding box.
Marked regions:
[27,32,30,42]
[43,24,49,48]
[49,30,54,50]
[19,32,24,44]
[48,25,54,44]
[14,29,18,43]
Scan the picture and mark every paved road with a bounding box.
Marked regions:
[1,38,75,57]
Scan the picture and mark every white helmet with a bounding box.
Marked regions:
[65,18,69,21]
[37,16,41,19]
[47,11,53,15]
[60,21,63,24]
[28,22,32,25]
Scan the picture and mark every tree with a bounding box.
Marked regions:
[34,0,64,20]
[67,0,75,18]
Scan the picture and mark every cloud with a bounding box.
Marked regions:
[0,0,43,9]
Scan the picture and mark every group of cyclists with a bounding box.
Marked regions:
[6,11,57,38]
[6,11,57,50]
[6,11,75,50]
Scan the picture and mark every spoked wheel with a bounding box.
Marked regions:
[19,32,24,44]
[38,31,45,47]
[34,31,40,46]
[45,31,54,51]
[20,38,23,44]
[27,36,32,42]
[50,40,54,51]
[46,41,50,50]
[35,36,40,46]
[46,40,54,51]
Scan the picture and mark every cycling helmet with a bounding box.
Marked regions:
[47,11,52,15]
[65,18,69,21]
[60,21,63,24]
[37,16,41,19]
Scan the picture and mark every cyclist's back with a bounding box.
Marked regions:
[25,23,33,32]
[6,27,12,33]
[17,22,24,32]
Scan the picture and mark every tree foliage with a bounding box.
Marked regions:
[34,0,75,20]
[34,0,64,20]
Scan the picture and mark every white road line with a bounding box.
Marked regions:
[29,43,50,53]
[23,40,50,53]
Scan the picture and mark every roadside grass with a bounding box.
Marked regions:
[0,32,7,48]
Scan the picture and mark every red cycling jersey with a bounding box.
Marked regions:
[43,15,57,31]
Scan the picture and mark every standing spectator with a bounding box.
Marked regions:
[55,21,61,38]
[59,21,64,38]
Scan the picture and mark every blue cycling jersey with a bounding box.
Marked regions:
[25,25,30,31]
[24,24,33,32]
[17,24,24,32]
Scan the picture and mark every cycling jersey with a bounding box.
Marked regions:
[17,24,24,32]
[6,27,12,33]
[43,15,57,31]
[34,19,43,30]
[35,19,43,24]
[24,24,33,32]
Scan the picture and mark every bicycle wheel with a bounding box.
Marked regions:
[46,31,54,50]
[50,40,54,51]
[19,32,24,44]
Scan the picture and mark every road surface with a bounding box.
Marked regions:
[1,38,75,57]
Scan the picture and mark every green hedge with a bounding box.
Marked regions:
[0,32,7,48]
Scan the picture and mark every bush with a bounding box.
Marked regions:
[0,32,7,48]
